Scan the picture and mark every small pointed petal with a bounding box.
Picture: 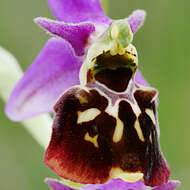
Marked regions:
[82,179,146,190]
[153,180,180,190]
[6,38,81,121]
[135,69,149,86]
[127,10,146,34]
[45,178,76,190]
[35,18,95,56]
[47,0,111,24]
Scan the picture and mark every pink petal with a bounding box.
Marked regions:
[127,10,146,34]
[153,180,180,190]
[35,18,95,56]
[135,69,149,86]
[83,179,146,190]
[47,0,111,24]
[45,178,76,190]
[6,38,81,121]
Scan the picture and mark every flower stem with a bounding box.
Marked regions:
[0,46,52,149]
[22,115,52,148]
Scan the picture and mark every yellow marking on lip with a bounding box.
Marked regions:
[113,118,124,143]
[77,108,101,124]
[130,103,141,116]
[110,168,144,183]
[84,132,99,148]
[134,120,145,142]
[145,109,156,125]
[105,101,124,143]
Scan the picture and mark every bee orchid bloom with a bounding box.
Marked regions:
[5,0,179,189]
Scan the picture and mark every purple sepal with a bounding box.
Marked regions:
[35,18,95,56]
[45,178,76,190]
[45,178,147,190]
[135,69,149,87]
[152,180,180,190]
[47,0,111,24]
[45,178,180,190]
[82,179,146,190]
[5,38,81,121]
[127,10,146,34]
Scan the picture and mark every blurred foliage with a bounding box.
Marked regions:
[0,0,190,189]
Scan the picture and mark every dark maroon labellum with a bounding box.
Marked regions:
[45,77,170,187]
[45,47,170,187]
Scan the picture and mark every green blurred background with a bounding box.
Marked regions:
[0,0,189,189]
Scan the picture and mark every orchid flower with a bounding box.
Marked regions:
[5,0,180,189]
